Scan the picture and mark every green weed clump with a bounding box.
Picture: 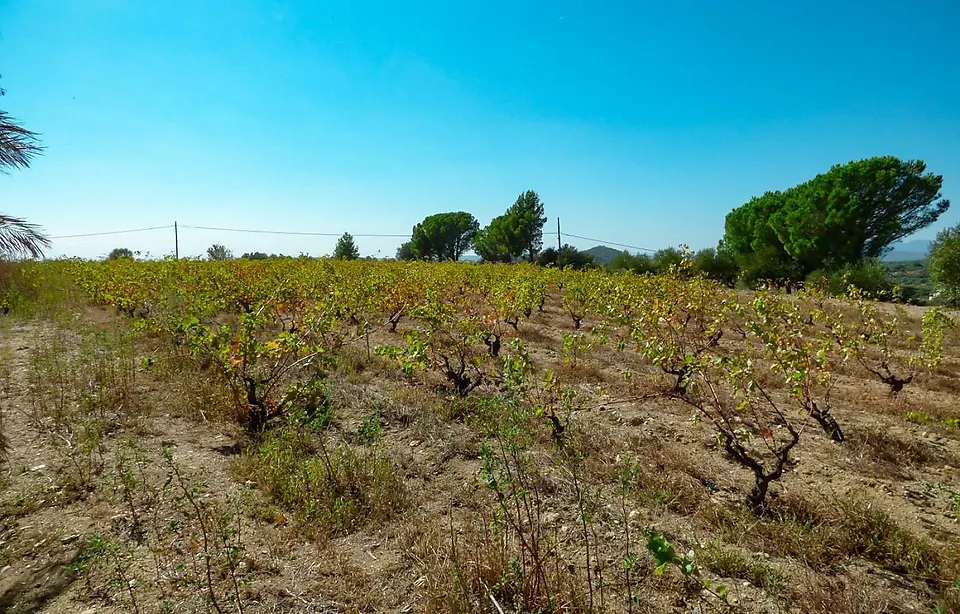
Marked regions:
[699,539,782,594]
[237,427,407,536]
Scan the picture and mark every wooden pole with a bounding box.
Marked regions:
[174,221,179,260]
[557,217,562,267]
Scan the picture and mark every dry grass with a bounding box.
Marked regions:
[705,490,957,589]
[847,427,950,478]
[402,511,590,614]
[234,427,408,539]
[785,572,915,614]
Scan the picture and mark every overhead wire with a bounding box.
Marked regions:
[178,224,411,238]
[561,232,657,253]
[48,223,659,254]
[49,225,174,239]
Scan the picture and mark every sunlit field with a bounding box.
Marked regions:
[1,258,959,613]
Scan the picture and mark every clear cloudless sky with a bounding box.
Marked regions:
[2,0,959,259]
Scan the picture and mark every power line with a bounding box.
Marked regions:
[47,222,658,255]
[561,232,657,253]
[49,225,173,239]
[178,224,411,238]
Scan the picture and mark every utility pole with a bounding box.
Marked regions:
[557,217,562,268]
[174,221,179,260]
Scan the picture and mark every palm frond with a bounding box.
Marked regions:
[0,214,51,259]
[0,110,43,172]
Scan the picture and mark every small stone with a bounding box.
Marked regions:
[28,464,46,472]
[409,440,421,448]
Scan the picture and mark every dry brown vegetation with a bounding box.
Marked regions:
[1,260,959,614]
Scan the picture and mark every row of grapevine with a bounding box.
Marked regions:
[26,257,953,513]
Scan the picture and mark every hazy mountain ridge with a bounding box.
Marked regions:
[883,239,932,262]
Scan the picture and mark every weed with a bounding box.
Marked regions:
[477,378,577,609]
[643,527,730,603]
[82,534,142,613]
[698,539,782,594]
[26,327,140,493]
[236,427,406,537]
[76,445,248,612]
[357,410,383,444]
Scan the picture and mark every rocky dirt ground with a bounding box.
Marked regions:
[1,297,959,613]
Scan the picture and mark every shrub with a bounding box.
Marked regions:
[610,251,655,275]
[206,244,232,261]
[930,223,960,306]
[107,247,134,260]
[536,245,595,270]
[806,258,892,297]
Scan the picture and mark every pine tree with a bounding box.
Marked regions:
[334,232,360,260]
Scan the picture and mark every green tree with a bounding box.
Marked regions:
[536,244,595,270]
[694,245,740,286]
[395,241,417,261]
[652,247,684,274]
[206,244,233,261]
[473,214,517,263]
[475,190,547,263]
[409,212,479,261]
[506,190,547,261]
[930,224,960,306]
[333,232,360,260]
[610,251,656,275]
[723,157,949,284]
[806,259,893,297]
[107,247,134,260]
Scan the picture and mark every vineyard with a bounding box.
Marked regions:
[1,258,959,613]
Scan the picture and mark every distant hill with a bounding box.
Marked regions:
[883,239,932,262]
[583,245,623,266]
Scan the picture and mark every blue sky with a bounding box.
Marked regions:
[2,0,959,259]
